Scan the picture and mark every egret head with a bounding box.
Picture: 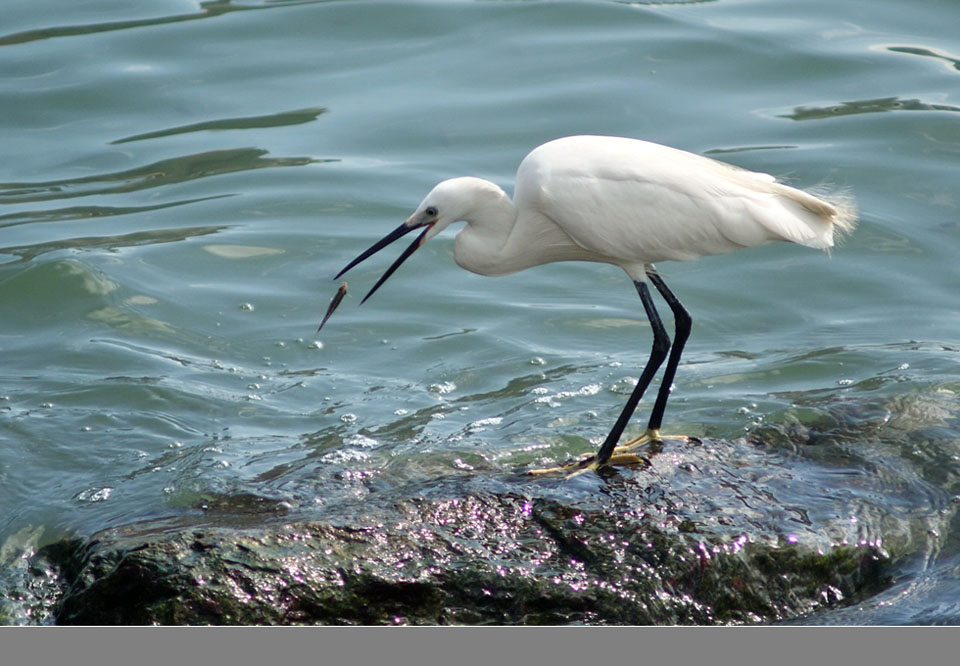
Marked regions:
[335,177,502,303]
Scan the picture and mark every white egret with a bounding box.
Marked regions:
[333,135,857,476]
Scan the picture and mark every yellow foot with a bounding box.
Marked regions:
[612,428,696,455]
[525,428,697,479]
[526,450,651,479]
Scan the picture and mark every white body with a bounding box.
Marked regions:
[412,135,856,282]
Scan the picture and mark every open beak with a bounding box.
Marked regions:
[335,220,433,303]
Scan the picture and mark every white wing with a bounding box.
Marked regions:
[516,136,853,268]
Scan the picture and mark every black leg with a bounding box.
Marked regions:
[595,279,671,466]
[645,270,691,432]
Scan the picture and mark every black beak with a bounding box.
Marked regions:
[335,221,433,303]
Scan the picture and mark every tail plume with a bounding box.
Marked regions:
[810,184,858,240]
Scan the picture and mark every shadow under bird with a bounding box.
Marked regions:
[330,135,857,477]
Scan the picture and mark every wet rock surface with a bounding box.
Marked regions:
[40,481,888,625]
[16,436,901,625]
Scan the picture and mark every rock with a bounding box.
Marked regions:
[31,435,895,624]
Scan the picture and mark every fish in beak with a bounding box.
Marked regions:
[316,281,348,334]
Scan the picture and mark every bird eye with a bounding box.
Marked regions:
[425,206,438,218]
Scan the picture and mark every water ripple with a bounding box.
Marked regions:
[0,148,321,205]
[0,0,332,48]
[111,106,328,145]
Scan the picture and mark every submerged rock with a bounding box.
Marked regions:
[28,432,901,625]
[40,494,888,626]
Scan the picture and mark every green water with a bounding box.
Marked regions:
[2,0,960,623]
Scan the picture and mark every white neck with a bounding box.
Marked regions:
[451,183,520,276]
[445,177,605,277]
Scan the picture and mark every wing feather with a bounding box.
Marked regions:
[517,136,856,264]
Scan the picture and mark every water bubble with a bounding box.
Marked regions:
[534,395,561,408]
[239,303,254,311]
[469,416,503,431]
[530,356,546,366]
[76,487,113,503]
[837,378,854,386]
[609,377,639,394]
[321,448,370,464]
[340,413,357,424]
[428,381,457,395]
[345,434,378,448]
[393,408,409,416]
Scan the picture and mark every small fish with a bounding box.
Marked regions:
[316,281,347,334]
